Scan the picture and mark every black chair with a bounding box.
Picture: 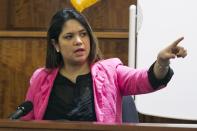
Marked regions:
[122,96,139,123]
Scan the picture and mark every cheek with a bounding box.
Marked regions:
[60,45,72,55]
[86,43,91,55]
[85,39,90,51]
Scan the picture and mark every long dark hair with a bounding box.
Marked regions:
[45,8,102,69]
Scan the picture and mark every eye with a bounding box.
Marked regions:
[64,34,73,40]
[80,32,87,37]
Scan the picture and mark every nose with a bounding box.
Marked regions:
[74,35,82,46]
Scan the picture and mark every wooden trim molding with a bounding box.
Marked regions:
[0,31,46,38]
[0,31,128,38]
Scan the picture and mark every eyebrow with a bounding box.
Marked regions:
[79,29,87,33]
[64,29,87,35]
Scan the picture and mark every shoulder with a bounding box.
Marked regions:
[30,67,58,84]
[91,58,124,74]
[30,68,46,81]
[95,58,123,67]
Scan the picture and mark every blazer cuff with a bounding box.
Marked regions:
[148,61,174,89]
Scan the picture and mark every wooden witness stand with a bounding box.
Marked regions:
[0,119,197,131]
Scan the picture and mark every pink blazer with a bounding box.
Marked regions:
[22,58,165,123]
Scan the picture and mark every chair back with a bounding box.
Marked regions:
[122,96,139,123]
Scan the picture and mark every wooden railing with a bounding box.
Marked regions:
[0,119,197,131]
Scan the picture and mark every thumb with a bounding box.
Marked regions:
[166,52,176,59]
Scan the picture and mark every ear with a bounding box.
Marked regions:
[51,39,60,52]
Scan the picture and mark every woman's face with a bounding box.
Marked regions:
[55,19,90,65]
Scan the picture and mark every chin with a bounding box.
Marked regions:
[74,58,88,64]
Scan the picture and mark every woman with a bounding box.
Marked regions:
[22,8,187,122]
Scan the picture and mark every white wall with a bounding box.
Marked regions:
[136,0,197,120]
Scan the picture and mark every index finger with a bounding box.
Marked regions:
[170,37,184,47]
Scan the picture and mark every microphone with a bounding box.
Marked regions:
[9,101,33,120]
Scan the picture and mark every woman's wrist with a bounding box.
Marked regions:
[153,59,170,79]
[156,59,170,69]
[156,55,170,68]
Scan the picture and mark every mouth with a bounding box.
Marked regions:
[74,48,85,53]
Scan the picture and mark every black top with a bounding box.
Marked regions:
[43,72,97,121]
[43,63,173,121]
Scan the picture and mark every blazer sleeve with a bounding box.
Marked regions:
[21,68,44,120]
[116,63,156,96]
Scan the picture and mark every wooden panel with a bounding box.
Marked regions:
[99,38,128,65]
[7,0,71,30]
[0,0,8,30]
[139,113,197,124]
[0,38,46,118]
[84,0,136,31]
[7,0,136,31]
